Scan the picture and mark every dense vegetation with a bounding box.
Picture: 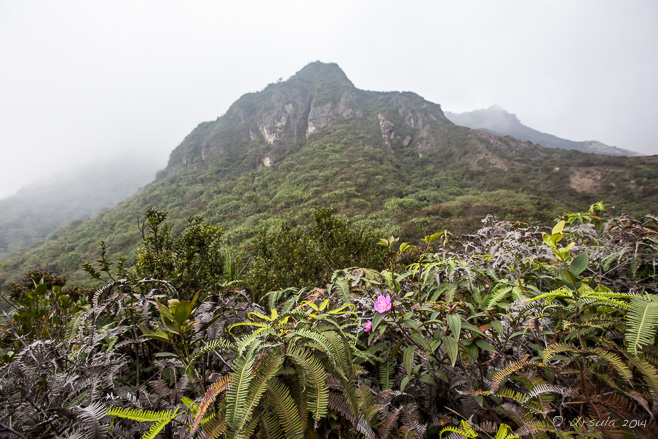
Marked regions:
[1,203,657,438]
[2,63,657,287]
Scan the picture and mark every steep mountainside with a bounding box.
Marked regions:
[2,62,657,285]
[445,105,639,156]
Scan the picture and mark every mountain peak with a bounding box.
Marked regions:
[291,61,351,83]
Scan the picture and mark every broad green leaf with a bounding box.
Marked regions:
[400,375,410,392]
[552,220,565,235]
[447,313,461,342]
[411,333,431,351]
[569,252,589,276]
[475,339,497,353]
[372,312,386,332]
[403,345,415,376]
[490,320,504,337]
[173,300,192,326]
[443,335,458,366]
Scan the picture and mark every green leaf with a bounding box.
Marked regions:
[154,352,178,358]
[475,339,497,353]
[552,220,565,235]
[490,320,504,337]
[447,313,461,342]
[626,298,658,356]
[559,268,580,288]
[400,375,410,392]
[371,312,386,332]
[569,252,588,276]
[403,345,415,376]
[139,325,170,343]
[173,300,192,326]
[443,335,458,366]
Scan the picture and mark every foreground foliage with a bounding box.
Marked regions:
[0,205,657,438]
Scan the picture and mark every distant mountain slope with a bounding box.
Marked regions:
[0,158,160,255]
[445,105,639,156]
[2,62,657,285]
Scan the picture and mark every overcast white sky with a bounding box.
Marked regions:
[1,0,657,199]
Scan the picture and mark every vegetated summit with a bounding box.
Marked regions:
[2,61,657,284]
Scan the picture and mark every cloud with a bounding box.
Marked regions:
[1,0,656,198]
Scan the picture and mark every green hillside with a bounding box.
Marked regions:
[1,62,657,285]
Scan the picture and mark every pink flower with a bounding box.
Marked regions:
[374,295,391,313]
[363,320,372,332]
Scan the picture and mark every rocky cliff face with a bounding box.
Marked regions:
[163,62,467,176]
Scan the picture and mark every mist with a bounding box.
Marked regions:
[1,0,657,199]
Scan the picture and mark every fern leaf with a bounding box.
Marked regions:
[265,377,303,438]
[541,343,577,363]
[107,407,174,423]
[259,412,286,439]
[226,355,256,430]
[496,388,528,404]
[141,408,179,439]
[588,347,633,379]
[378,408,400,439]
[493,423,520,439]
[439,419,477,438]
[236,350,284,433]
[490,357,539,391]
[286,345,329,424]
[295,328,341,371]
[328,392,376,439]
[525,384,572,402]
[625,298,658,356]
[190,375,230,436]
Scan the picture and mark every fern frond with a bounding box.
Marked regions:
[484,286,513,310]
[493,423,520,439]
[627,355,658,394]
[439,420,477,438]
[190,375,230,435]
[328,392,376,439]
[286,345,329,425]
[236,350,284,433]
[587,347,633,379]
[107,406,174,423]
[200,406,228,439]
[495,388,528,404]
[541,343,577,363]
[378,408,400,439]
[259,411,286,439]
[523,287,572,303]
[625,298,658,356]
[525,384,572,401]
[490,357,539,391]
[141,408,179,439]
[380,360,396,390]
[226,355,256,430]
[294,328,342,372]
[265,377,303,438]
